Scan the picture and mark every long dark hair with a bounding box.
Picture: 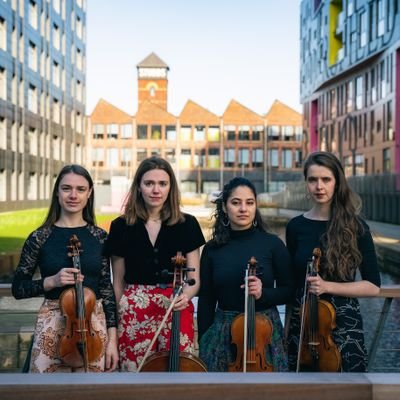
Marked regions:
[41,164,95,228]
[210,177,266,246]
[123,156,184,225]
[304,151,364,281]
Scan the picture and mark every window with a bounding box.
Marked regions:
[151,125,162,140]
[107,124,118,139]
[76,15,83,39]
[295,150,302,168]
[180,149,191,169]
[346,81,353,112]
[180,126,191,141]
[371,69,377,104]
[53,0,61,14]
[53,23,60,50]
[121,148,132,167]
[224,148,235,167]
[0,17,6,51]
[0,117,5,149]
[28,84,37,113]
[28,41,37,71]
[377,0,385,36]
[28,127,37,155]
[360,12,367,47]
[121,124,132,139]
[238,148,249,166]
[380,61,385,99]
[283,126,294,141]
[53,135,60,160]
[165,148,176,165]
[194,126,205,141]
[383,148,390,172]
[252,126,263,141]
[225,125,235,141]
[0,169,6,201]
[137,125,147,139]
[29,1,38,30]
[107,148,118,167]
[207,127,220,142]
[252,148,263,167]
[269,149,279,167]
[238,126,250,141]
[282,149,292,168]
[76,48,83,70]
[355,76,363,110]
[268,126,280,140]
[92,125,104,139]
[137,148,147,162]
[76,80,82,102]
[52,61,60,87]
[208,148,220,168]
[53,98,60,123]
[0,67,6,100]
[166,125,176,141]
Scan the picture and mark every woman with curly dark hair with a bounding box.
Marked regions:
[286,151,381,372]
[197,177,292,372]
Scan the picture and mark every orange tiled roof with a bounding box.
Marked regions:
[135,100,177,124]
[179,100,220,125]
[90,99,132,123]
[265,100,302,125]
[222,99,264,125]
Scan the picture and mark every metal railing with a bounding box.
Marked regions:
[1,284,399,373]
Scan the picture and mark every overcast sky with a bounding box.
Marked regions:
[86,0,301,116]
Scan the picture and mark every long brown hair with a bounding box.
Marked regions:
[41,164,95,229]
[123,156,184,225]
[304,151,364,281]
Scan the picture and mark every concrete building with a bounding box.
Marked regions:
[300,0,400,176]
[0,0,86,212]
[88,53,304,195]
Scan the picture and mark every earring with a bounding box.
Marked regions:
[253,220,258,227]
[222,213,230,227]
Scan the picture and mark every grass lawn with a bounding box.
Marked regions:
[0,209,118,254]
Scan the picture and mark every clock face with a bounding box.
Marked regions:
[138,68,167,78]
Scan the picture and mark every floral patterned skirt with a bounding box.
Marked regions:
[30,299,107,373]
[118,284,195,372]
[199,307,288,372]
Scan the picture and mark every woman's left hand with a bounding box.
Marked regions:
[174,293,191,311]
[241,275,263,300]
[307,274,327,296]
[105,329,119,372]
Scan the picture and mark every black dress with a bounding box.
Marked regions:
[285,215,381,372]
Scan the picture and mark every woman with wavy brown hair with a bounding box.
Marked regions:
[286,151,381,372]
[105,156,205,371]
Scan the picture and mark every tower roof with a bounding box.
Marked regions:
[265,100,302,125]
[137,52,169,69]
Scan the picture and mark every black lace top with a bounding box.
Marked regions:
[11,224,117,328]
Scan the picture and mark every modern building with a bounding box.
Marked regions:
[300,0,400,176]
[0,0,86,212]
[88,53,304,195]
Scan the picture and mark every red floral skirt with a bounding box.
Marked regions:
[118,284,195,371]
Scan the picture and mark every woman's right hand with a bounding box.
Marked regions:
[43,268,83,291]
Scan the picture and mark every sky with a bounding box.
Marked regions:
[86,0,301,117]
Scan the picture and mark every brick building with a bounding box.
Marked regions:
[88,53,303,194]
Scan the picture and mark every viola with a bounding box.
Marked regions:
[297,247,342,372]
[229,256,274,372]
[58,234,103,371]
[139,251,207,372]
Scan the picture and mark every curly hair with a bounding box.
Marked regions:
[123,156,184,225]
[304,152,364,281]
[210,177,266,247]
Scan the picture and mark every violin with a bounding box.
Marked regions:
[297,247,342,372]
[59,234,103,371]
[139,251,207,372]
[229,256,274,372]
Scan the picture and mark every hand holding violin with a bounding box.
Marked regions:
[43,267,84,291]
[307,274,328,297]
[173,292,190,311]
[241,275,263,300]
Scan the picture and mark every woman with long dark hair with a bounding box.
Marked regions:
[286,151,381,372]
[197,177,292,371]
[12,164,118,372]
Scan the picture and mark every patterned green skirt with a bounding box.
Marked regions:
[199,307,288,372]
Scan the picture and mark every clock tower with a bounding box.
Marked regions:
[137,52,169,110]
